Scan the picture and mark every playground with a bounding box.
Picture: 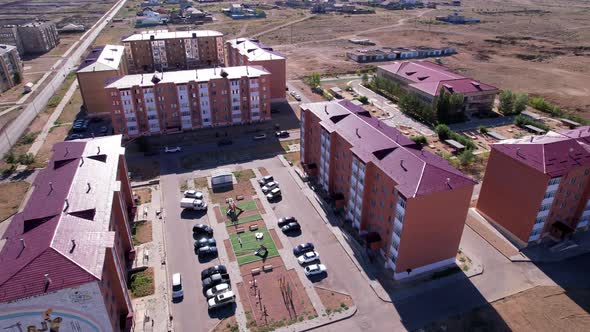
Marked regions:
[229,226,280,265]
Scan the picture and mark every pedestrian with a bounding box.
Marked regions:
[238,237,242,247]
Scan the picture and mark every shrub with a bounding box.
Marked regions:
[4,151,17,164]
[322,90,334,101]
[458,149,475,166]
[130,271,154,297]
[357,95,369,104]
[528,97,562,117]
[17,132,38,146]
[47,95,62,108]
[304,73,321,88]
[514,93,529,114]
[411,135,428,145]
[514,115,550,131]
[435,124,452,140]
[18,153,36,165]
[499,90,515,115]
[478,125,489,134]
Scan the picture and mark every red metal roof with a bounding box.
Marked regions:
[0,136,125,303]
[304,101,475,198]
[378,61,498,97]
[492,128,590,177]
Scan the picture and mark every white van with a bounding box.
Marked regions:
[172,273,183,299]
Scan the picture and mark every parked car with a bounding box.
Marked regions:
[201,265,228,280]
[193,224,213,236]
[202,273,230,289]
[197,246,218,257]
[181,198,207,210]
[281,222,301,233]
[276,130,290,138]
[165,146,181,153]
[218,139,233,146]
[266,188,282,201]
[184,190,204,199]
[304,264,327,277]
[66,134,83,141]
[293,243,315,256]
[207,290,235,309]
[253,133,267,140]
[171,273,183,299]
[261,181,279,193]
[278,216,296,227]
[297,251,320,265]
[258,175,274,186]
[194,237,216,249]
[293,94,302,101]
[205,283,230,298]
[99,126,109,134]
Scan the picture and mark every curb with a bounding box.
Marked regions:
[301,306,357,332]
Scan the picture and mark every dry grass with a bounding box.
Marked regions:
[194,176,208,189]
[315,287,354,316]
[0,181,30,222]
[132,220,152,246]
[134,188,152,205]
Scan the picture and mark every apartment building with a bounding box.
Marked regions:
[104,66,271,137]
[122,30,224,73]
[0,44,23,92]
[477,128,590,247]
[226,38,286,100]
[77,45,128,114]
[0,22,60,55]
[0,135,135,331]
[376,61,498,115]
[300,100,475,279]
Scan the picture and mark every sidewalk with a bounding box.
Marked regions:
[131,185,173,332]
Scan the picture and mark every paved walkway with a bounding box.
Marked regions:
[131,185,173,332]
[28,80,78,156]
[350,79,435,136]
[466,208,522,260]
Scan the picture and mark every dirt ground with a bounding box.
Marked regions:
[315,287,354,315]
[211,315,238,332]
[424,286,590,332]
[0,181,30,222]
[257,1,590,117]
[132,220,152,245]
[127,158,160,181]
[134,188,152,205]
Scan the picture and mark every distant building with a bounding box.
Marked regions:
[141,0,162,7]
[222,4,266,19]
[436,12,480,24]
[347,46,456,63]
[0,135,135,331]
[0,44,23,92]
[477,128,590,247]
[300,100,475,279]
[226,38,286,100]
[104,66,272,137]
[58,23,86,33]
[122,30,224,73]
[77,45,128,114]
[0,22,60,55]
[376,61,498,115]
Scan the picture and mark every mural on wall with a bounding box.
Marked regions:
[0,284,110,332]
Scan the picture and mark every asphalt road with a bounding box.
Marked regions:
[0,0,128,157]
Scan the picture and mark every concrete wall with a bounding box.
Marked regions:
[0,282,112,332]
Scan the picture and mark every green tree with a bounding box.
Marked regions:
[13,72,21,85]
[357,96,369,104]
[411,135,428,145]
[499,90,515,115]
[435,124,452,140]
[458,149,475,166]
[478,125,489,134]
[513,93,529,114]
[449,93,465,114]
[436,88,451,124]
[361,73,369,85]
[305,73,321,88]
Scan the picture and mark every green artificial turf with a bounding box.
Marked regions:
[229,227,279,265]
[225,213,263,226]
[220,200,258,216]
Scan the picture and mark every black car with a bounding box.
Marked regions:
[193,224,214,236]
[293,243,314,256]
[202,273,229,289]
[194,238,216,249]
[197,246,218,257]
[99,126,109,134]
[218,139,233,146]
[281,222,301,233]
[276,130,290,138]
[277,216,296,227]
[66,134,83,141]
[201,265,228,280]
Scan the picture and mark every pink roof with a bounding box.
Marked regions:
[378,61,498,97]
[304,101,475,198]
[492,127,590,177]
[0,135,126,303]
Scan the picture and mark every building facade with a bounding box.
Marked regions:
[0,22,60,55]
[300,100,475,279]
[77,45,129,114]
[0,135,135,331]
[476,128,590,247]
[226,38,286,100]
[376,61,498,115]
[104,66,271,137]
[122,30,224,73]
[0,44,23,92]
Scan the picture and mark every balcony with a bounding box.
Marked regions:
[389,244,398,258]
[391,231,401,247]
[124,112,136,119]
[128,129,139,136]
[529,233,541,242]
[541,196,555,206]
[126,121,137,127]
[181,115,191,121]
[537,209,550,218]
[532,221,544,231]
[578,219,589,228]
[394,217,403,230]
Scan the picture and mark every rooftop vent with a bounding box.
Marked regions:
[417,75,429,81]
[400,159,407,171]
[104,57,114,61]
[220,69,228,78]
[151,72,161,84]
[23,216,53,233]
[150,35,155,40]
[68,209,96,221]
[88,154,107,163]
[192,32,197,38]
[44,274,51,292]
[356,128,361,138]
[405,71,416,76]
[70,239,76,254]
[372,147,396,160]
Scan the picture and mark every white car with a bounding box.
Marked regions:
[184,190,204,200]
[207,290,236,309]
[253,133,267,140]
[165,146,181,153]
[171,273,183,299]
[205,283,230,298]
[304,264,327,277]
[261,181,279,193]
[297,251,320,265]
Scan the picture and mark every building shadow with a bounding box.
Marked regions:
[181,209,207,220]
[207,302,236,319]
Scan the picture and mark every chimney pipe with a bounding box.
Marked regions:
[446,177,452,189]
[97,146,101,155]
[400,159,407,171]
[49,182,54,193]
[44,274,51,291]
[63,199,69,212]
[324,105,328,115]
[87,182,92,193]
[65,147,69,156]
[70,239,76,253]
[20,238,26,249]
[356,128,360,138]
